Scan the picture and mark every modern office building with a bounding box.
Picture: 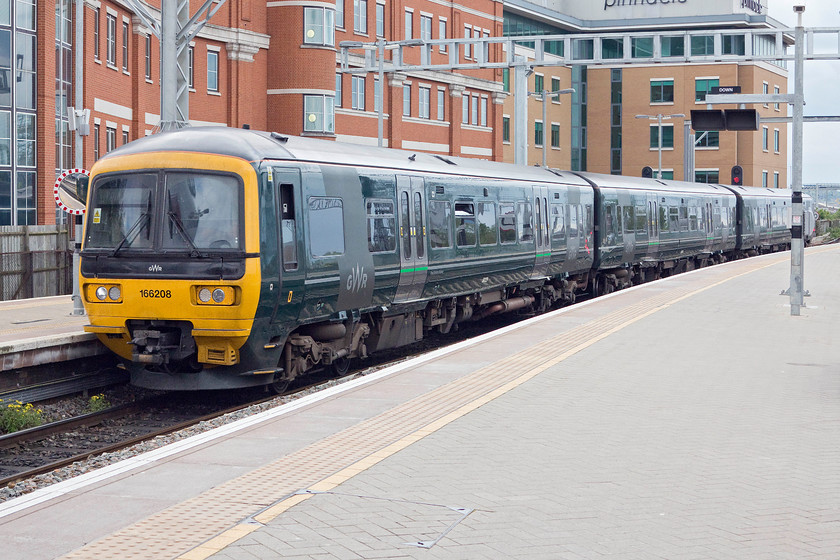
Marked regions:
[16,0,789,226]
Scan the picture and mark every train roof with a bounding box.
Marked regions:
[724,184,793,202]
[574,171,736,196]
[104,126,591,187]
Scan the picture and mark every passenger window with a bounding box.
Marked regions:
[366,199,396,253]
[477,202,497,246]
[635,205,646,233]
[499,203,516,244]
[414,192,425,258]
[400,191,411,258]
[517,202,533,242]
[622,206,633,234]
[550,203,565,240]
[429,200,451,249]
[568,204,578,238]
[455,201,476,247]
[660,205,669,231]
[280,183,297,270]
[308,197,344,258]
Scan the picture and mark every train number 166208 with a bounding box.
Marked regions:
[140,289,172,299]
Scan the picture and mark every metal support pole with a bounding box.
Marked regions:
[657,113,663,179]
[788,7,806,315]
[160,0,177,129]
[684,121,694,182]
[71,0,85,316]
[513,56,529,166]
[541,90,548,167]
[377,40,384,147]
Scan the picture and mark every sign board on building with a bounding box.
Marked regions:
[538,0,767,22]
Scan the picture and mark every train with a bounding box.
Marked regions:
[78,127,814,391]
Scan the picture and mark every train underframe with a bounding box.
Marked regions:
[127,242,789,391]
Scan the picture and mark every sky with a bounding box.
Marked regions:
[768,1,840,185]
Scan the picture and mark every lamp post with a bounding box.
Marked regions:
[530,88,575,167]
[635,113,685,179]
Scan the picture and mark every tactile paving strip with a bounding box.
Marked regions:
[60,254,789,560]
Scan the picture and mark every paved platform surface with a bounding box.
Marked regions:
[1,246,838,559]
[0,295,102,371]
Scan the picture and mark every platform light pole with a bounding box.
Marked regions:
[530,87,575,167]
[635,113,685,179]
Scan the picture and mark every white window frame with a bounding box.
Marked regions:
[438,18,447,53]
[352,75,365,110]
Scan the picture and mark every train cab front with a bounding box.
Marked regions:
[79,152,266,390]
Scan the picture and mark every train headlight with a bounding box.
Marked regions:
[198,288,212,303]
[95,286,108,301]
[195,285,235,306]
[108,286,121,301]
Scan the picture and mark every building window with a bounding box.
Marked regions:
[774,85,780,111]
[145,35,151,79]
[534,121,544,147]
[122,129,129,145]
[661,36,684,57]
[463,25,471,59]
[335,74,342,107]
[419,86,430,119]
[691,35,714,56]
[352,75,365,110]
[503,116,510,143]
[93,123,100,160]
[207,50,219,92]
[774,171,780,188]
[122,21,129,71]
[601,38,623,59]
[471,95,478,125]
[94,8,100,59]
[373,78,380,112]
[632,37,653,58]
[550,77,561,101]
[439,18,447,53]
[304,7,335,47]
[650,125,674,149]
[17,113,35,167]
[375,2,385,37]
[106,126,116,152]
[420,14,431,43]
[695,170,719,183]
[551,124,560,148]
[106,14,116,66]
[502,69,510,92]
[695,78,719,102]
[694,131,719,148]
[304,95,335,133]
[336,0,344,28]
[404,10,412,40]
[722,34,745,55]
[462,95,468,124]
[650,80,674,103]
[480,97,487,127]
[403,84,411,116]
[188,46,194,89]
[773,129,780,153]
[534,74,543,93]
[353,0,367,34]
[762,126,769,151]
[762,171,768,188]
[437,89,444,121]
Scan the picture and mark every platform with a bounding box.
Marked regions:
[0,296,103,374]
[1,246,838,559]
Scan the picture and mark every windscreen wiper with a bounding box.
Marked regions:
[166,210,206,258]
[111,212,149,257]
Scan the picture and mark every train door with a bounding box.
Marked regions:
[647,198,659,258]
[531,185,550,279]
[394,175,428,302]
[270,168,305,325]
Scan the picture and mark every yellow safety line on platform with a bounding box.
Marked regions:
[176,254,790,560]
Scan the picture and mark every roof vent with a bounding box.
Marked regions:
[270,132,289,143]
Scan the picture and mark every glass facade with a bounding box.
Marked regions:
[0,0,37,225]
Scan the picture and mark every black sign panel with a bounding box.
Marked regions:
[710,86,741,95]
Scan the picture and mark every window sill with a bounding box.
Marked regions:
[208,91,221,96]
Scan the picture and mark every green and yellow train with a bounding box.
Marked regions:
[79,127,807,390]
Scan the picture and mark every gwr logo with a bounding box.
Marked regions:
[346,264,368,293]
[148,264,162,272]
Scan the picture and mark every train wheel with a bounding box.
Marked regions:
[330,356,351,377]
[270,377,291,394]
